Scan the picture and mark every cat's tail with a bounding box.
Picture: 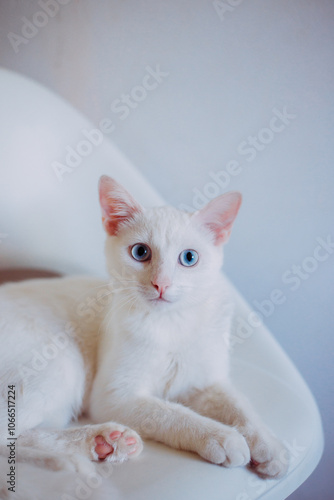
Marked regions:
[0,455,121,500]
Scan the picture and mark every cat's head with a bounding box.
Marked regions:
[99,175,241,311]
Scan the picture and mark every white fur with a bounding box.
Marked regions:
[0,177,289,491]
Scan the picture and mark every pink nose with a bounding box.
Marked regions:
[151,279,170,296]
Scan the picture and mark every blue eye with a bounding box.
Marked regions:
[131,243,151,262]
[179,249,199,267]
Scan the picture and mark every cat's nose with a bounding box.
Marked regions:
[151,279,170,296]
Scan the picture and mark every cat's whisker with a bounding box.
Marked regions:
[73,281,138,308]
[114,293,137,311]
[110,277,138,285]
[74,278,138,302]
[127,296,139,315]
[113,287,139,297]
[121,299,137,315]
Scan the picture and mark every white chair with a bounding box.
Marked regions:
[0,68,323,500]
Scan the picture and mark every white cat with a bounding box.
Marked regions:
[0,175,289,485]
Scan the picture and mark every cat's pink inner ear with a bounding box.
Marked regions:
[98,175,142,236]
[196,191,242,246]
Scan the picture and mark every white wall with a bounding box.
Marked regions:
[1,1,333,498]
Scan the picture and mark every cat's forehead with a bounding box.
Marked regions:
[130,206,194,247]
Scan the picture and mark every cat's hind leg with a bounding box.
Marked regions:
[0,422,142,475]
[1,366,142,472]
[0,298,142,473]
[19,422,143,465]
[0,443,95,474]
[1,382,142,473]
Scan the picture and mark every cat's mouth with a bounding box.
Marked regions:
[148,293,175,305]
[150,296,170,303]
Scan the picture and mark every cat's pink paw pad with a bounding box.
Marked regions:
[94,435,114,460]
[109,431,122,441]
[92,426,143,463]
[125,436,139,454]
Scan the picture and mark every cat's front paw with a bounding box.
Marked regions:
[87,423,143,463]
[200,425,250,468]
[247,431,289,479]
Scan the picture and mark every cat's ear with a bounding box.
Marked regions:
[98,175,142,236]
[194,192,242,246]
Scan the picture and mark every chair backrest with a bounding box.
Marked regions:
[0,68,163,276]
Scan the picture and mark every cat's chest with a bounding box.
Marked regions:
[152,348,201,400]
[138,323,227,400]
[108,303,230,398]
